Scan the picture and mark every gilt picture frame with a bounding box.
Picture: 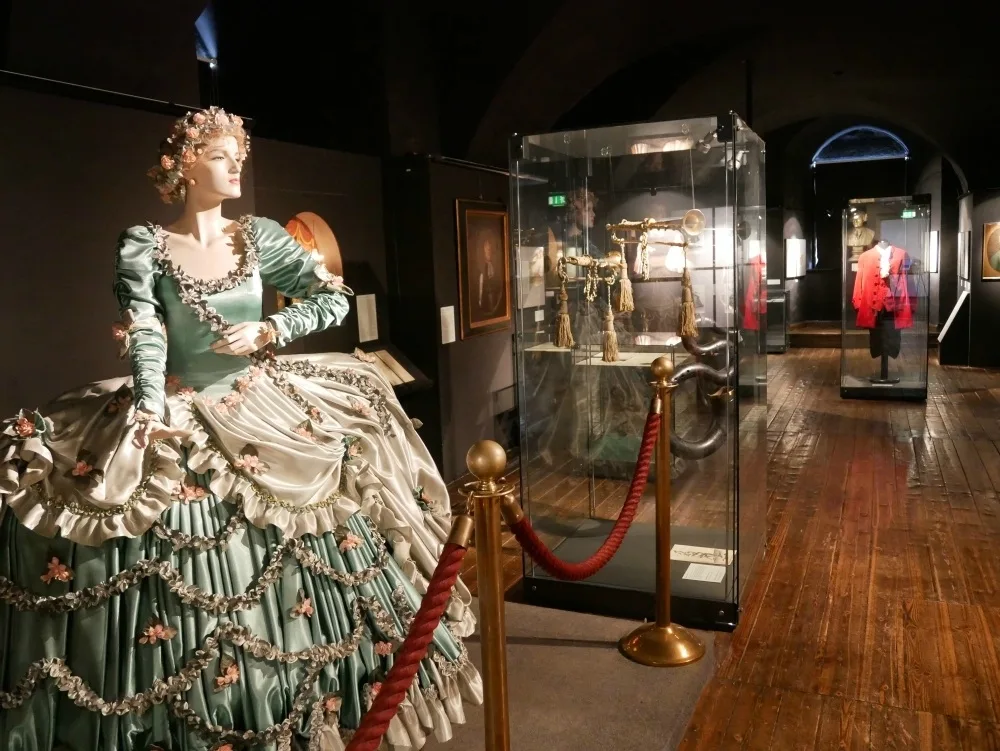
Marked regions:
[982,222,1000,281]
[456,199,511,339]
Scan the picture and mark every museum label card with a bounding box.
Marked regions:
[357,294,378,343]
[682,563,727,583]
[440,306,456,344]
[670,544,734,566]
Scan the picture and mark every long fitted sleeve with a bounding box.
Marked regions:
[112,226,168,419]
[254,217,351,346]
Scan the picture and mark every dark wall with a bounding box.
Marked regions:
[384,157,514,481]
[970,190,1000,368]
[6,0,204,104]
[937,168,965,365]
[251,138,389,355]
[0,84,254,418]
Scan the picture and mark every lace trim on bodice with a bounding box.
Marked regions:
[149,215,258,298]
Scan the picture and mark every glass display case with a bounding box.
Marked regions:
[766,285,788,353]
[841,196,930,400]
[509,113,767,631]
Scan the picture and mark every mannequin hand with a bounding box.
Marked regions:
[132,411,194,449]
[210,321,275,356]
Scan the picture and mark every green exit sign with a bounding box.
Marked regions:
[901,209,916,219]
[548,193,567,207]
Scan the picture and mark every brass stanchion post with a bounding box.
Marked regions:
[619,356,706,667]
[465,440,513,751]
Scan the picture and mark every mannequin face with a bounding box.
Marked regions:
[568,189,597,228]
[184,135,243,202]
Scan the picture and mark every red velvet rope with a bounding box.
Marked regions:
[509,409,660,581]
[345,541,468,751]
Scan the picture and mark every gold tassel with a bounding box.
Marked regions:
[555,284,574,348]
[618,275,634,312]
[677,267,698,338]
[618,256,634,313]
[602,309,619,362]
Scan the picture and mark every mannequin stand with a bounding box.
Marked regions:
[869,352,900,386]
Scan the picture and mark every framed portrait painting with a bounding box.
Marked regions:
[983,222,1000,281]
[456,199,511,339]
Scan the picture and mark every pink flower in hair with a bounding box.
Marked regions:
[160,155,175,170]
[181,149,197,165]
[185,127,199,139]
[192,112,206,124]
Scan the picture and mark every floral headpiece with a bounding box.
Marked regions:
[147,106,249,204]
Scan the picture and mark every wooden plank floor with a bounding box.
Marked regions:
[678,349,1000,750]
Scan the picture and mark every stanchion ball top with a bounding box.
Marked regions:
[466,440,507,481]
[650,356,674,383]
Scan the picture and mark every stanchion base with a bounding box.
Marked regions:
[618,622,706,667]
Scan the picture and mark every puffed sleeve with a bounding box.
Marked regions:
[112,226,168,419]
[253,216,352,347]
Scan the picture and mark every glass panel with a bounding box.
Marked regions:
[841,196,931,399]
[510,113,767,628]
[766,291,788,353]
[733,118,767,605]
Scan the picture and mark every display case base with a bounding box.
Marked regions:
[840,386,927,401]
[520,520,739,632]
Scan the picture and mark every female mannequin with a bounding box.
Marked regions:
[0,107,480,750]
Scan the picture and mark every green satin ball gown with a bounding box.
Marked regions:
[0,216,481,750]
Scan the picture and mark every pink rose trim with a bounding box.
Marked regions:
[174,481,207,503]
[221,393,244,410]
[41,558,73,584]
[339,533,363,553]
[215,662,240,691]
[234,454,265,474]
[324,695,342,714]
[139,620,178,645]
[72,460,95,477]
[14,416,34,438]
[292,596,314,618]
[375,641,394,657]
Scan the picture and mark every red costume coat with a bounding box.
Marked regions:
[851,245,913,329]
[742,254,767,331]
